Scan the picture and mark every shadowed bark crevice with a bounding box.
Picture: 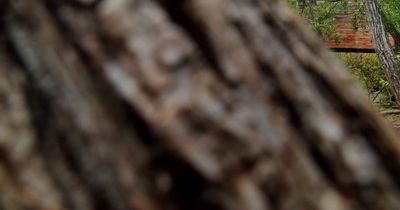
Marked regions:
[155,0,237,86]
[149,153,224,210]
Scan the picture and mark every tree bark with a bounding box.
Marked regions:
[363,0,400,107]
[1,0,400,210]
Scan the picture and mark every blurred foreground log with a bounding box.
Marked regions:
[1,0,400,209]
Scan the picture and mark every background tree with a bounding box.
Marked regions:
[1,0,400,210]
[363,0,400,106]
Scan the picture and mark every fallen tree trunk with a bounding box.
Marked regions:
[1,0,400,210]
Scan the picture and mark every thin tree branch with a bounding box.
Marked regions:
[381,109,400,115]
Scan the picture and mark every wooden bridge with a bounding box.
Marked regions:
[324,15,396,53]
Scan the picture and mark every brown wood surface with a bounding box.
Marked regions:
[325,15,396,52]
[1,0,400,210]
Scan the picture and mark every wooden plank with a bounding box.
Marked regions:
[324,15,396,52]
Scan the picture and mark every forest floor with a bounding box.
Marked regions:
[385,114,400,132]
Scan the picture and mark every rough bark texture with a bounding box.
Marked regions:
[363,0,400,106]
[1,0,400,210]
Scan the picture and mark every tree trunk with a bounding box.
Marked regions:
[363,0,400,107]
[1,0,400,210]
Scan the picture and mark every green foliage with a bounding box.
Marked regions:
[380,0,400,32]
[347,1,367,30]
[336,53,397,109]
[380,0,400,54]
[287,0,363,41]
[310,1,344,40]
